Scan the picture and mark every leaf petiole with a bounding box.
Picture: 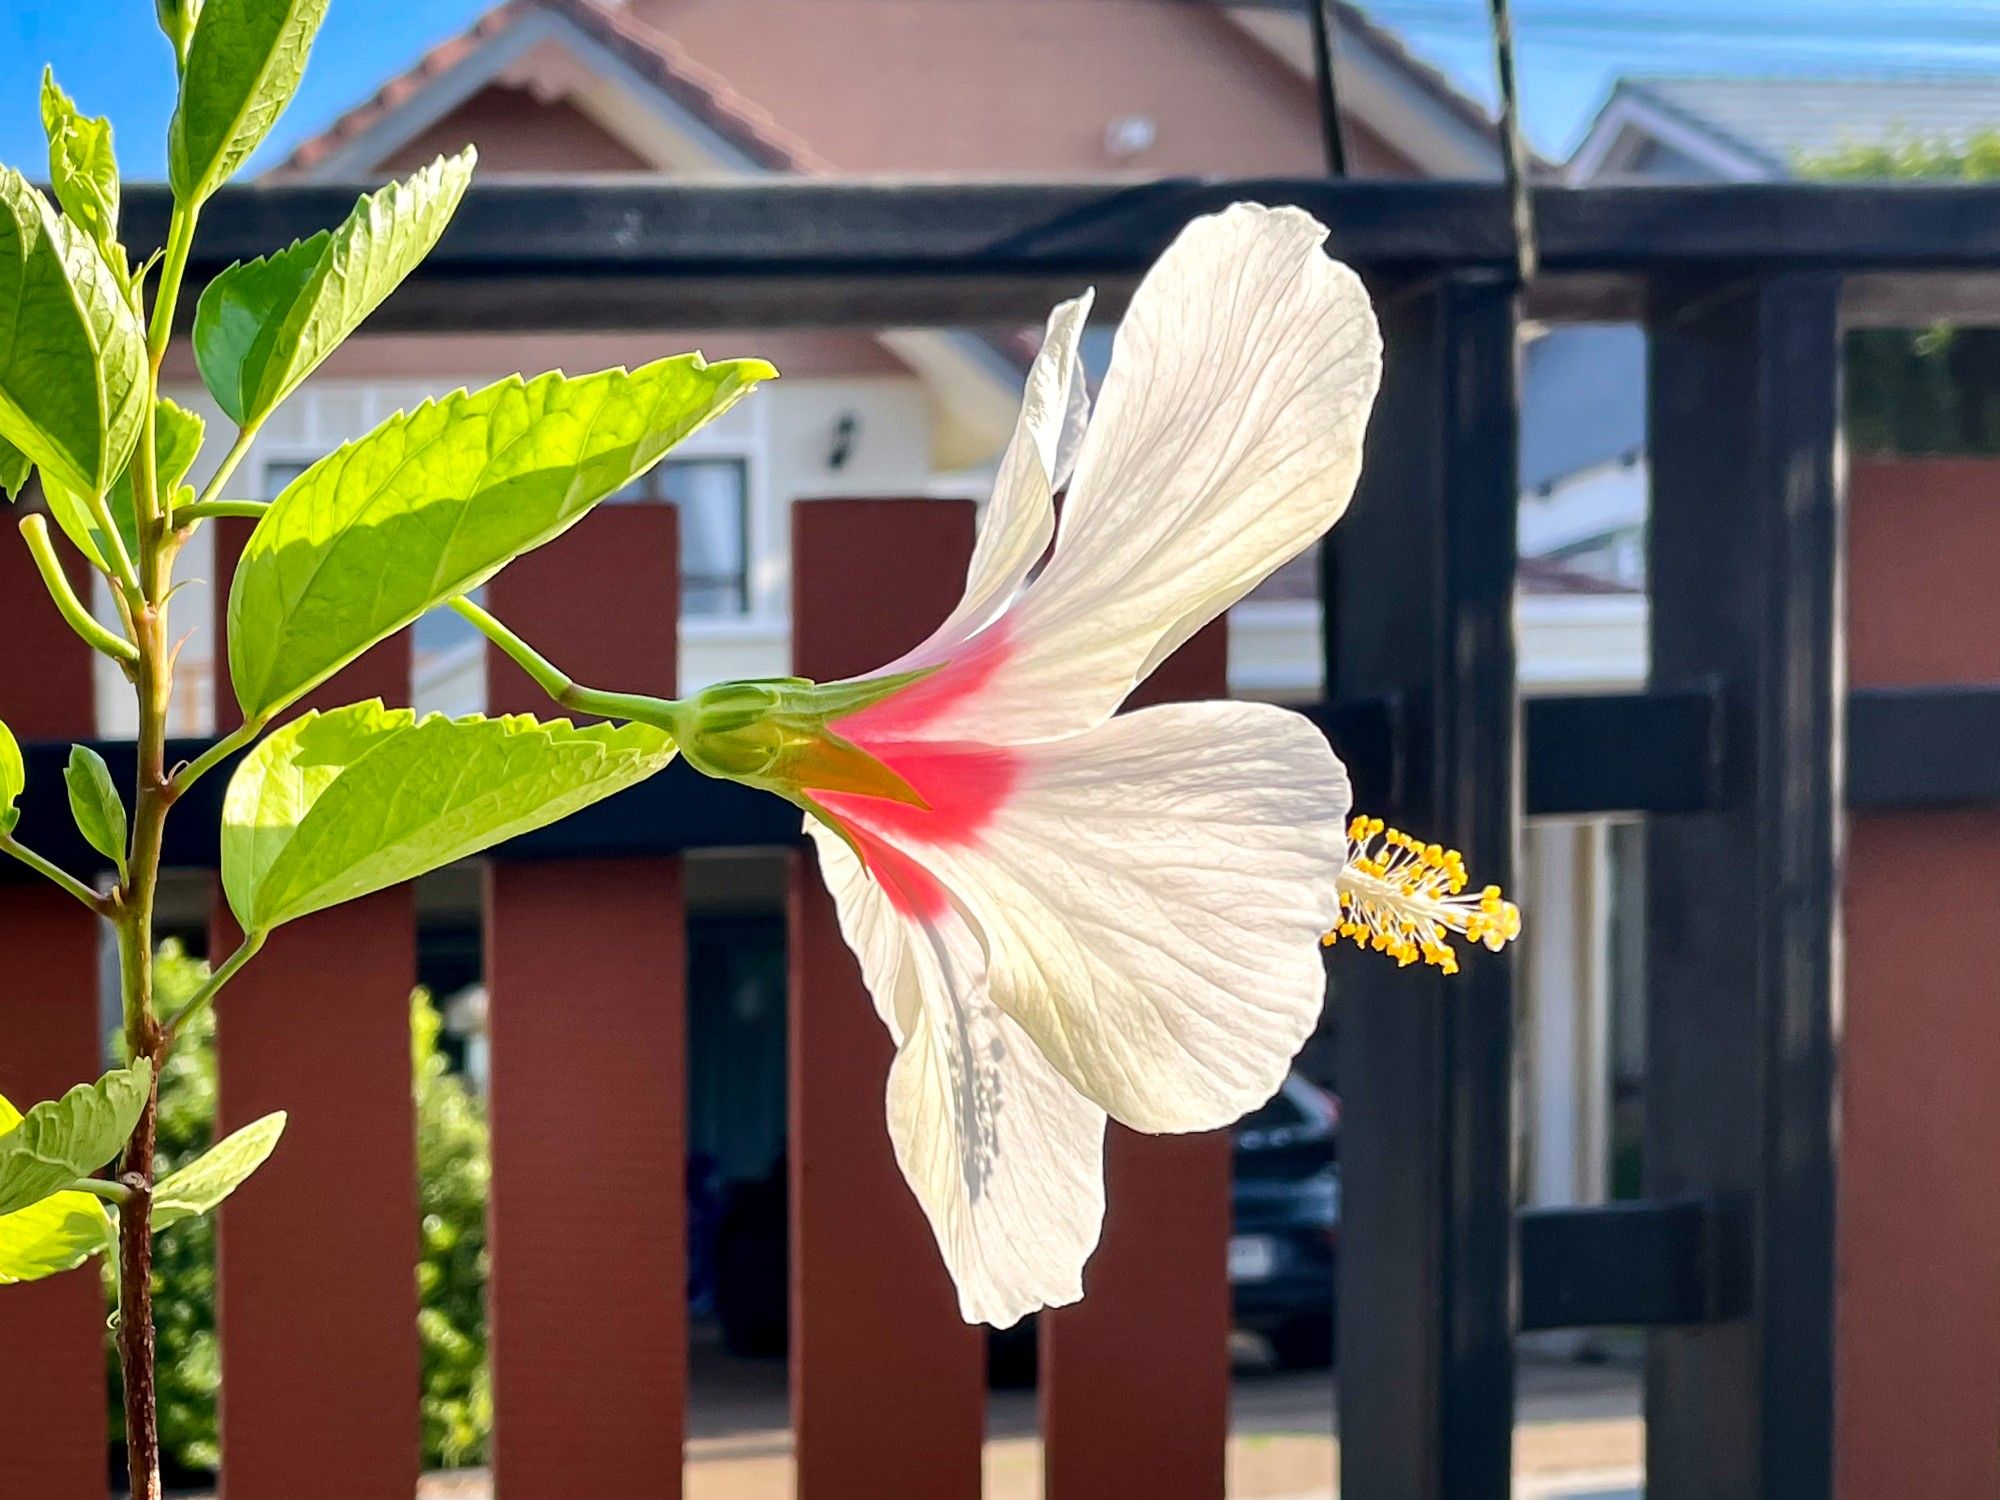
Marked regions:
[163,929,266,1041]
[175,498,266,525]
[0,832,111,914]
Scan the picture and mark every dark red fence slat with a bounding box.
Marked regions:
[789,499,985,1499]
[1042,622,1234,1500]
[211,524,422,1499]
[1842,457,2000,1499]
[485,507,688,1496]
[0,531,108,1500]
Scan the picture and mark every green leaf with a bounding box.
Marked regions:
[153,1111,285,1229]
[195,150,476,427]
[223,702,674,932]
[42,397,205,575]
[0,1188,114,1285]
[63,744,127,874]
[0,1090,113,1286]
[0,1062,151,1219]
[0,717,21,836]
[0,170,148,499]
[40,70,122,276]
[0,435,28,500]
[226,355,774,723]
[168,0,331,204]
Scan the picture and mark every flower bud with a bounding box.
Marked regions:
[156,0,201,64]
[674,676,929,809]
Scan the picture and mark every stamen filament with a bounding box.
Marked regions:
[1323,815,1521,974]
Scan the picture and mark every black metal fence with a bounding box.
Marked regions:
[19,176,2000,1497]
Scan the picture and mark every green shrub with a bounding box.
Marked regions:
[1800,129,2000,455]
[109,944,491,1473]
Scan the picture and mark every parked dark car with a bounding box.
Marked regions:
[1229,1074,1341,1368]
[713,1075,1342,1373]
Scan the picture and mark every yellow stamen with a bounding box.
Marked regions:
[1320,815,1521,975]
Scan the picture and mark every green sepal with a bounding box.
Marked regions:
[674,672,937,809]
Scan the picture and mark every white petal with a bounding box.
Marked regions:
[807,823,1109,1327]
[890,293,1092,672]
[807,816,922,1044]
[908,204,1381,743]
[907,701,1350,1132]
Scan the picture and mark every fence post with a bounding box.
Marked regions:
[484,506,687,1497]
[0,530,107,1500]
[789,498,985,1499]
[209,520,423,1500]
[1040,621,1233,1500]
[1323,272,1521,1500]
[1643,273,1841,1500]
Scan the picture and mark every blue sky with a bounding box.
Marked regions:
[2,0,1996,178]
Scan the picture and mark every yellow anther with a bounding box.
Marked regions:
[1321,816,1521,974]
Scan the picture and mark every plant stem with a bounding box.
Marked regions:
[17,516,140,664]
[0,834,109,914]
[112,189,205,1500]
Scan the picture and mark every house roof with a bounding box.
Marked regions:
[280,0,1500,181]
[1520,325,1645,495]
[282,0,828,175]
[1579,74,2000,181]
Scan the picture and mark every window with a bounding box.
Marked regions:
[613,458,751,617]
[263,459,312,497]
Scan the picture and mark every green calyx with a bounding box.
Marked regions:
[671,671,934,808]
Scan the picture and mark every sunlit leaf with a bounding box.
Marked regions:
[153,1111,285,1229]
[63,744,127,874]
[0,1087,112,1286]
[0,718,21,835]
[226,355,774,722]
[221,702,675,931]
[40,69,122,275]
[0,436,28,501]
[0,170,147,498]
[0,1062,151,1219]
[195,150,475,427]
[42,397,204,574]
[168,0,330,205]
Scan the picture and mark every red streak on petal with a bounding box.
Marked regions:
[849,825,952,918]
[837,619,1012,741]
[813,628,1024,914]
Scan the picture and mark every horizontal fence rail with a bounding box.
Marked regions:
[7,683,1985,884]
[111,179,2000,328]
